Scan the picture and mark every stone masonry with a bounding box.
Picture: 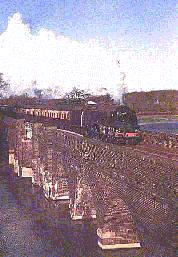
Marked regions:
[7,117,177,250]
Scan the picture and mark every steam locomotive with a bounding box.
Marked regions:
[83,105,142,144]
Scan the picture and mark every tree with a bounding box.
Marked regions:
[0,73,10,98]
[105,93,113,101]
[65,87,91,102]
[166,101,176,113]
[34,88,44,99]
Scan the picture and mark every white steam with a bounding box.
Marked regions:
[0,13,122,99]
[1,12,177,100]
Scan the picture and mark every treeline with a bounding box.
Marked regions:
[125,90,178,114]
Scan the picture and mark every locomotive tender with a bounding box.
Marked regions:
[0,103,142,145]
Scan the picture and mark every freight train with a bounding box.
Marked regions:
[0,104,142,144]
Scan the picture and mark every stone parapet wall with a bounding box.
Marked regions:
[142,131,178,148]
[7,118,33,172]
[30,125,177,248]
[55,128,177,248]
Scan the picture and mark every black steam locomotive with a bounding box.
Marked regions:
[83,105,142,144]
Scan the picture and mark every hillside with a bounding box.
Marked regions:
[125,90,178,114]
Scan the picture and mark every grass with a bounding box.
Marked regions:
[138,115,178,124]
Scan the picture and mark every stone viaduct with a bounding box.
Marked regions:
[5,117,177,251]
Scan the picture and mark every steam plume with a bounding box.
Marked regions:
[0,13,122,100]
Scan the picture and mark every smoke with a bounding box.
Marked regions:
[0,13,122,100]
[1,13,177,100]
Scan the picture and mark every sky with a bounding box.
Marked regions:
[0,0,177,98]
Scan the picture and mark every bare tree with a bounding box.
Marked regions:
[34,88,44,99]
[65,87,91,102]
[0,73,10,98]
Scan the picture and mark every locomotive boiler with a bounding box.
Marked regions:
[83,105,142,144]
